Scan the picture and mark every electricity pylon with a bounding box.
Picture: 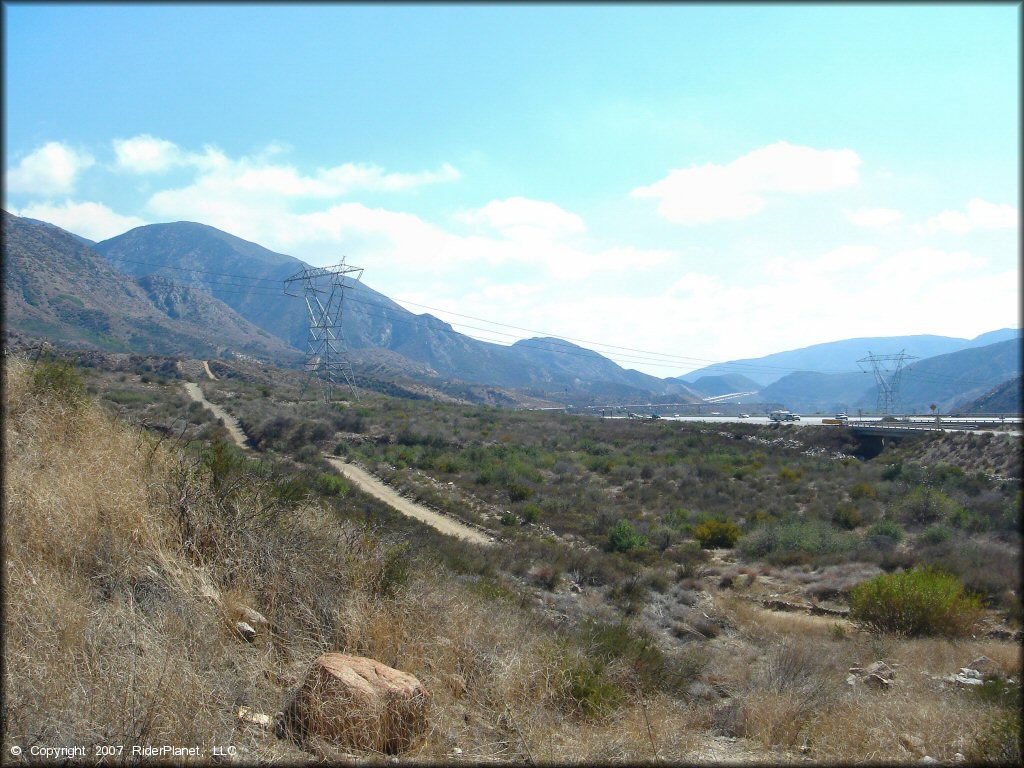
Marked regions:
[283,259,363,403]
[857,350,917,414]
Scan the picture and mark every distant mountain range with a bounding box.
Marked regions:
[4,210,1018,412]
[679,329,1019,387]
[757,339,1021,413]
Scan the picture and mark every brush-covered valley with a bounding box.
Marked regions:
[4,348,1022,764]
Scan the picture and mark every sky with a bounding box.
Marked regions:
[3,3,1020,377]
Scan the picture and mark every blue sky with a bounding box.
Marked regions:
[4,3,1019,376]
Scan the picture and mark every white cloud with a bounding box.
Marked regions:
[918,199,1018,234]
[631,141,861,224]
[458,196,586,239]
[124,134,460,201]
[113,134,185,173]
[5,142,95,196]
[14,200,147,241]
[844,207,903,229]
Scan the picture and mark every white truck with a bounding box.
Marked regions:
[769,410,800,422]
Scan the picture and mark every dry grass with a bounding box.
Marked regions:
[3,358,705,762]
[5,356,1019,764]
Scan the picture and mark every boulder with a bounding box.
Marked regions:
[965,656,997,675]
[237,706,273,729]
[236,605,268,628]
[849,660,895,689]
[235,621,257,642]
[283,653,430,753]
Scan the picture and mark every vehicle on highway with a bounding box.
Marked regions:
[769,410,800,422]
[738,413,750,418]
[835,413,848,423]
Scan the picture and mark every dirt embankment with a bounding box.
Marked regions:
[181,381,493,545]
[325,457,494,546]
[182,383,249,450]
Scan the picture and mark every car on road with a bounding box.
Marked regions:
[738,413,750,418]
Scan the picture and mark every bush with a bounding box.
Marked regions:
[866,519,904,543]
[522,504,542,523]
[894,487,962,525]
[30,360,85,404]
[849,566,983,637]
[607,520,646,553]
[561,659,620,719]
[831,503,862,530]
[739,520,855,563]
[693,519,742,549]
[920,524,952,545]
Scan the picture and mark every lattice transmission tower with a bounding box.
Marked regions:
[857,350,917,414]
[284,259,363,403]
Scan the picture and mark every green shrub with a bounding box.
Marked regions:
[30,360,85,404]
[965,710,1021,765]
[894,487,962,525]
[693,519,742,549]
[739,520,855,563]
[831,503,862,530]
[522,504,542,523]
[849,566,983,637]
[607,520,646,552]
[920,524,952,545]
[866,519,904,543]
[500,510,519,527]
[850,482,877,500]
[316,473,350,497]
[562,658,620,719]
[778,467,802,483]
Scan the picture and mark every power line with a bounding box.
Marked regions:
[95,252,1018,386]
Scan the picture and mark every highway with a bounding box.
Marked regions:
[600,413,1021,437]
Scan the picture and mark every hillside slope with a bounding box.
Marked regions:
[680,330,1019,387]
[91,221,697,400]
[2,212,299,361]
[956,376,1022,414]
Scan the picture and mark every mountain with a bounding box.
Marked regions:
[895,339,1021,413]
[757,339,1021,413]
[759,371,876,413]
[2,212,299,361]
[20,216,97,246]
[678,330,1020,387]
[688,373,763,398]
[955,376,1022,414]
[90,221,702,401]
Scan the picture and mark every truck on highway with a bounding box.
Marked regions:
[769,410,800,422]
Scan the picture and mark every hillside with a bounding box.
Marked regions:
[680,330,1020,387]
[759,370,876,413]
[956,376,1022,414]
[896,339,1022,412]
[89,221,698,401]
[2,212,299,361]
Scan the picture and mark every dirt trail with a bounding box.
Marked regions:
[325,457,494,546]
[201,360,217,380]
[182,383,249,450]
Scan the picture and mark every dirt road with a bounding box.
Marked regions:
[325,457,494,546]
[202,360,217,380]
[182,383,249,450]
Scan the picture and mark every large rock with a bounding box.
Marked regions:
[283,653,430,753]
